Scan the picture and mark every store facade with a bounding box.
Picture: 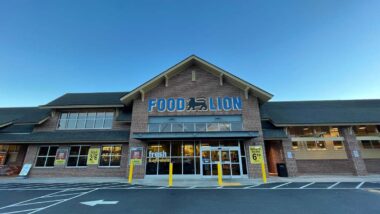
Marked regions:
[0,55,380,178]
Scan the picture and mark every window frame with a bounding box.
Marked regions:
[291,142,299,151]
[98,145,123,168]
[57,112,114,130]
[361,140,380,149]
[66,145,90,168]
[34,145,59,168]
[333,141,344,150]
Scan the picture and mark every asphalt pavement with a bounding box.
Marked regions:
[0,182,380,214]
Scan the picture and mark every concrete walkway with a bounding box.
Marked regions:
[0,174,379,187]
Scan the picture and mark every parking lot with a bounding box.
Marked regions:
[0,181,380,190]
[0,182,380,214]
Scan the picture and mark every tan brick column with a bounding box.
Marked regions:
[340,127,368,176]
[127,99,149,179]
[281,137,298,177]
[244,137,268,179]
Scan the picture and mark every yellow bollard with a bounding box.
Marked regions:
[261,161,267,183]
[168,162,173,187]
[217,162,223,186]
[128,162,134,184]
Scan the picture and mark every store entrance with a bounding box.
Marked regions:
[200,146,242,177]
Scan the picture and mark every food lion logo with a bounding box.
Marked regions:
[148,96,242,112]
[187,97,208,111]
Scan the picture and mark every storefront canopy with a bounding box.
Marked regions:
[132,131,259,140]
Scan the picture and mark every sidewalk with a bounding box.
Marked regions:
[1,174,380,187]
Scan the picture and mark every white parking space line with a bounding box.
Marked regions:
[356,182,365,189]
[42,192,82,198]
[0,208,40,214]
[11,200,63,207]
[0,188,98,214]
[271,182,291,189]
[29,189,98,214]
[243,184,261,189]
[300,182,315,189]
[0,190,67,210]
[327,182,340,189]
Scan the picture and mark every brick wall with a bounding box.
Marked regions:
[297,159,354,174]
[364,159,380,174]
[23,144,128,177]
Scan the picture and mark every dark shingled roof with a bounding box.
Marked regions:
[0,130,129,143]
[261,99,380,126]
[42,92,129,108]
[0,107,51,126]
[115,110,132,122]
[0,124,35,133]
[261,120,287,139]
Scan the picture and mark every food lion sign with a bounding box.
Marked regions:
[148,96,242,113]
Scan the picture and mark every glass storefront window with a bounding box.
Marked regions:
[99,145,122,167]
[183,143,194,156]
[172,123,183,132]
[354,125,379,136]
[306,141,326,150]
[195,123,206,132]
[362,140,380,149]
[292,142,299,150]
[231,122,242,131]
[67,145,90,167]
[145,140,244,176]
[148,124,159,132]
[158,159,170,174]
[184,123,195,132]
[219,123,231,131]
[372,141,380,149]
[146,160,158,175]
[35,146,58,167]
[172,158,182,174]
[171,142,182,156]
[207,123,219,132]
[333,141,344,150]
[361,140,372,149]
[160,123,171,132]
[183,158,195,174]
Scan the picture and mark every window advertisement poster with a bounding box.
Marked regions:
[130,147,143,165]
[54,148,68,166]
[0,152,7,166]
[249,145,264,164]
[87,148,100,165]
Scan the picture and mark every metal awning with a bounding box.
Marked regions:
[132,131,259,140]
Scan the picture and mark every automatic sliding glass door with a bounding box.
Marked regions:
[200,146,242,177]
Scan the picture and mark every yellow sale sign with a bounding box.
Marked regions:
[87,148,100,165]
[249,146,264,164]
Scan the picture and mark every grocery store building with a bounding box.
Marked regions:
[0,55,379,179]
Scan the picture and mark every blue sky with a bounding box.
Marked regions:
[1,0,379,107]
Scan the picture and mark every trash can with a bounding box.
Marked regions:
[276,163,288,177]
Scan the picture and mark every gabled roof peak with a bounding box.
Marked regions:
[120,55,273,104]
